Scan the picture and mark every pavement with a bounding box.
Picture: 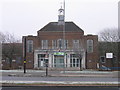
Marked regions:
[1,69,119,77]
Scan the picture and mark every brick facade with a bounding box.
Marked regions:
[22,22,99,70]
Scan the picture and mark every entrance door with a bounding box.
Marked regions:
[70,54,80,67]
[54,56,64,68]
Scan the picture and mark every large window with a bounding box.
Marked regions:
[52,40,57,49]
[52,39,68,49]
[27,40,33,53]
[64,40,68,49]
[87,39,93,53]
[41,40,48,49]
[73,40,79,49]
[57,39,63,49]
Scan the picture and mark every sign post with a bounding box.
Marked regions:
[24,59,26,74]
[45,61,48,77]
[106,53,113,70]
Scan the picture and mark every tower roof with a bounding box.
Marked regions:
[38,22,84,32]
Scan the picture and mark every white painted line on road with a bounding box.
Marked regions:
[1,80,120,85]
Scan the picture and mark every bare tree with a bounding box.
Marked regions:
[0,32,21,43]
[98,28,119,69]
[98,28,119,42]
[0,32,5,43]
[1,32,22,69]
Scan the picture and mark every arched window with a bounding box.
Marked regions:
[27,40,33,53]
[87,39,93,53]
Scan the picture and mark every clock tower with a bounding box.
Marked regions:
[58,1,65,25]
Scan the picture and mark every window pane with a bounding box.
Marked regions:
[77,59,79,67]
[70,59,72,67]
[73,59,75,67]
[64,40,68,49]
[57,39,63,49]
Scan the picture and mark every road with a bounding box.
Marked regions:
[1,86,119,90]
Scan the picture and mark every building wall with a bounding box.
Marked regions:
[37,31,84,49]
[85,35,99,69]
[23,31,98,70]
[23,36,38,69]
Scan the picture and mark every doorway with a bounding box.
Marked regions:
[54,55,64,68]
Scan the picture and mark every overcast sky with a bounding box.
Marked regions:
[0,0,119,39]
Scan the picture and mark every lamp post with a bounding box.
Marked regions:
[45,61,48,77]
[24,37,26,74]
[63,0,66,74]
[45,51,48,77]
[85,50,87,69]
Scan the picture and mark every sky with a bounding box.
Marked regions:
[0,0,119,39]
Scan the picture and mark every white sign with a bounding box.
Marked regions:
[106,53,113,58]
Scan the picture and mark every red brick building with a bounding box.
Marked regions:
[22,7,99,70]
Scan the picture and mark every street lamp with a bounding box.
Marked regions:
[45,51,48,76]
[24,37,26,74]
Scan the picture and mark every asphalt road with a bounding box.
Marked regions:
[1,86,120,90]
[2,76,118,82]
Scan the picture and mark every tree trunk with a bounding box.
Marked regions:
[9,59,12,69]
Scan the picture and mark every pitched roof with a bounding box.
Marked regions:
[39,22,84,32]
